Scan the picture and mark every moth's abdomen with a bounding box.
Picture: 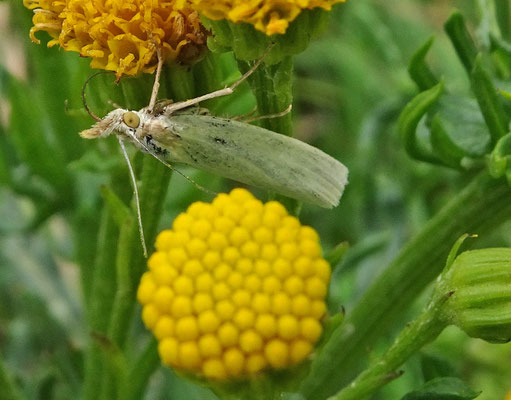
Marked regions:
[154,115,348,208]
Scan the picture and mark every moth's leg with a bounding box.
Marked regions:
[148,46,164,113]
[231,106,258,121]
[243,104,292,123]
[163,44,274,115]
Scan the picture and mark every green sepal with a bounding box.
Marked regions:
[203,8,330,64]
[398,81,444,164]
[470,54,510,145]
[443,234,471,273]
[400,377,480,400]
[441,248,511,343]
[444,11,478,73]
[408,36,439,91]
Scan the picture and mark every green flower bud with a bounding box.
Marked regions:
[441,248,511,343]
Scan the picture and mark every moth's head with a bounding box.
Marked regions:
[79,109,144,139]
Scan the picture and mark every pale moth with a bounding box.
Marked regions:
[80,47,349,256]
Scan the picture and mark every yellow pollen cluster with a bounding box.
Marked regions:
[187,0,346,35]
[137,188,331,380]
[23,0,208,79]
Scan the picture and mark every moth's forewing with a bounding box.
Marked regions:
[151,115,348,208]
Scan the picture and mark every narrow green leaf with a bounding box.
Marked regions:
[444,11,478,73]
[470,54,510,144]
[324,241,350,270]
[495,0,511,40]
[100,185,132,228]
[430,116,466,168]
[398,81,444,163]
[408,37,439,91]
[488,132,511,178]
[400,377,480,400]
[0,355,24,400]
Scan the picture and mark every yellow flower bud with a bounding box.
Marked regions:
[137,188,330,379]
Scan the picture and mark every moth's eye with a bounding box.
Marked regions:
[123,111,140,128]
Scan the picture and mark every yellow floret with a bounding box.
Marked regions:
[203,358,227,380]
[198,310,220,333]
[154,316,175,340]
[198,334,222,358]
[153,287,175,313]
[193,293,214,313]
[265,339,289,368]
[218,323,239,347]
[278,315,299,340]
[24,0,208,79]
[175,316,199,341]
[240,330,263,353]
[137,188,331,380]
[223,348,245,376]
[137,273,156,305]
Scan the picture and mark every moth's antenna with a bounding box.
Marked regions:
[148,46,164,113]
[82,70,115,122]
[118,137,148,258]
[125,132,217,196]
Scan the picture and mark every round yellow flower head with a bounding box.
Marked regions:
[137,188,331,380]
[188,0,346,35]
[23,0,208,79]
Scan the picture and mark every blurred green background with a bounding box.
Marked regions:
[1,0,511,399]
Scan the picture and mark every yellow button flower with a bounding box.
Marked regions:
[137,188,331,379]
[188,0,346,35]
[23,0,208,79]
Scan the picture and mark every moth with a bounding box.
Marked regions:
[80,47,349,255]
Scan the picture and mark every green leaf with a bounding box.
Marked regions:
[408,37,439,91]
[495,0,511,40]
[400,377,480,400]
[434,95,492,158]
[430,116,466,168]
[444,11,478,73]
[398,81,444,164]
[420,353,458,382]
[470,54,510,145]
[489,132,511,179]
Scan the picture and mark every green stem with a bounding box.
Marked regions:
[241,56,294,136]
[329,294,449,400]
[83,208,119,400]
[239,56,300,213]
[107,214,136,346]
[0,355,24,400]
[301,172,511,399]
[119,338,160,400]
